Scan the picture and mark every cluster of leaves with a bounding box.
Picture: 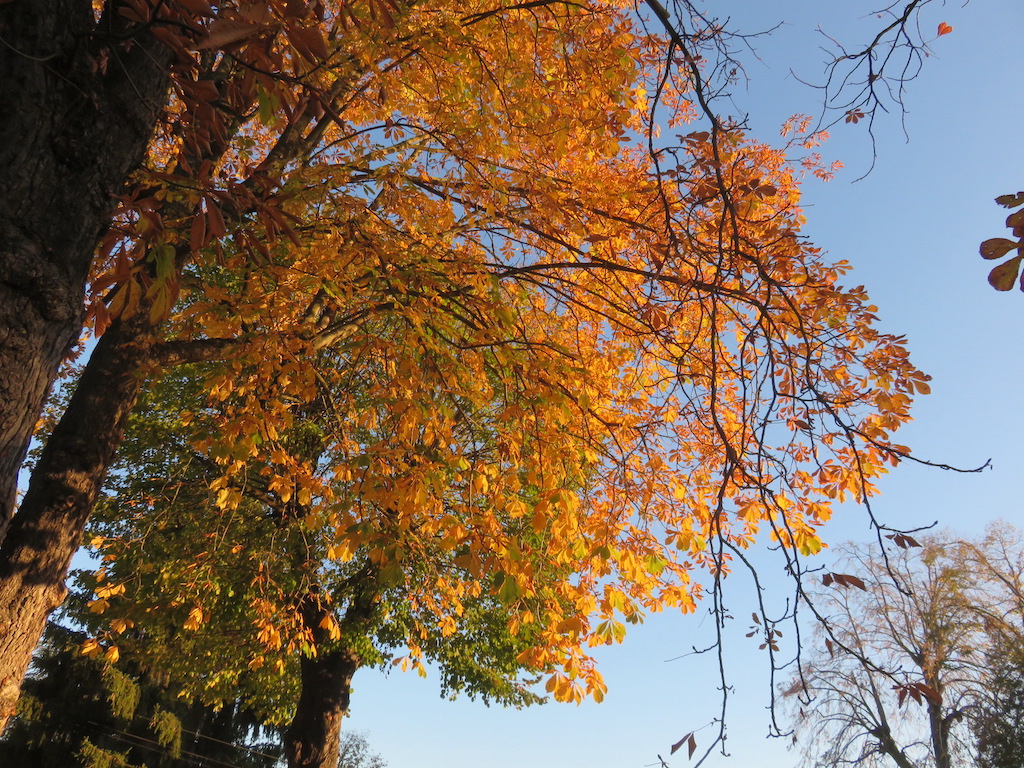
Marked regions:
[980,192,1024,291]
[67,0,934,721]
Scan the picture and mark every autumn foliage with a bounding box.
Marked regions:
[981,192,1024,291]
[0,0,927,757]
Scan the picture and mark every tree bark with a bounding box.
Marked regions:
[0,0,171,533]
[926,677,950,768]
[0,314,153,728]
[284,641,360,768]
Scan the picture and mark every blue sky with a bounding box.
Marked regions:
[343,1,1024,767]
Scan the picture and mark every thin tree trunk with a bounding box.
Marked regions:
[871,724,920,768]
[0,0,171,533]
[0,314,153,728]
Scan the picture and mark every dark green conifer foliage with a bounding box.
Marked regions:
[0,620,281,768]
[974,644,1024,768]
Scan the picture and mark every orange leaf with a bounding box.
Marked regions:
[937,22,953,37]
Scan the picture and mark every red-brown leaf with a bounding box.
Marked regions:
[988,255,1023,291]
[197,19,261,50]
[670,733,691,756]
[980,238,1018,260]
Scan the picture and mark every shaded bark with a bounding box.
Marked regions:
[283,594,362,768]
[0,0,171,532]
[0,314,153,727]
[872,725,920,768]
[284,645,360,768]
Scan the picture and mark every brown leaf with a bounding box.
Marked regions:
[846,575,866,591]
[988,255,1023,291]
[887,533,921,549]
[980,238,1019,260]
[197,19,261,50]
[995,192,1024,209]
[914,682,942,705]
[288,23,330,61]
[205,198,226,239]
[823,572,867,591]
[176,0,215,16]
[670,732,692,756]
[190,211,207,252]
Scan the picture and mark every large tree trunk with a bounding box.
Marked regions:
[0,314,153,728]
[284,644,361,768]
[0,0,171,533]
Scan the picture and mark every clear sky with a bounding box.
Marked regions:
[342,2,1024,767]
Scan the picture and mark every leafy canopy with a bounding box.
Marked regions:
[77,0,926,707]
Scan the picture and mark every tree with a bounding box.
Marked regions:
[784,529,1024,768]
[972,642,1024,768]
[0,619,283,768]
[76,361,550,767]
[337,731,387,768]
[0,0,947,736]
[959,528,1024,768]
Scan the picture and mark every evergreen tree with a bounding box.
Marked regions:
[0,620,282,768]
[974,641,1024,768]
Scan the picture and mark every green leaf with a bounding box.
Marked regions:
[988,255,1023,291]
[497,574,522,604]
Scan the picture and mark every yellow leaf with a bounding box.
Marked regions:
[183,606,205,631]
[81,638,102,659]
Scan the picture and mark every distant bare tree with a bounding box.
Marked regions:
[784,531,1023,768]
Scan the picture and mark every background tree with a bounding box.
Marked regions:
[336,731,387,768]
[785,529,1024,768]
[972,642,1024,768]
[76,356,553,767]
[0,619,283,768]
[0,0,954,736]
[958,528,1024,768]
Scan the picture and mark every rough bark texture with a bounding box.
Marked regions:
[0,0,171,533]
[284,598,361,768]
[0,315,152,727]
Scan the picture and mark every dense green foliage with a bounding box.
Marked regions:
[79,363,549,723]
[0,621,281,768]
